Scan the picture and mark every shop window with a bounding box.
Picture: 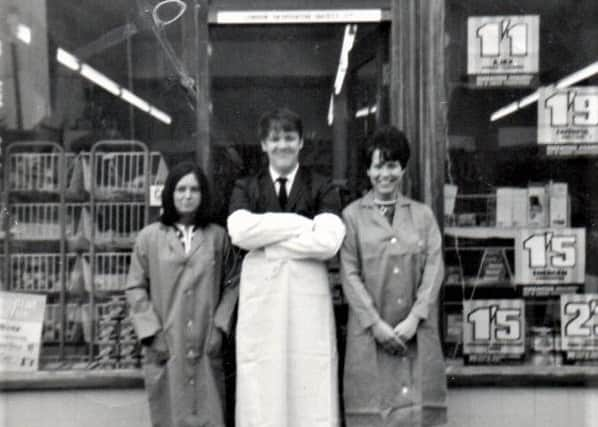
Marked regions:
[444,0,598,369]
[1,0,181,370]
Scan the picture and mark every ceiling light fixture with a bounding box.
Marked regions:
[490,60,598,122]
[56,47,172,125]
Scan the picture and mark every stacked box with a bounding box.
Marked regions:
[527,185,548,227]
[548,182,569,228]
[93,295,141,369]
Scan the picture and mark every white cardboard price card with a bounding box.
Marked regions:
[467,15,539,87]
[463,299,525,359]
[538,86,598,145]
[150,184,164,207]
[0,291,46,372]
[560,294,598,359]
[515,228,585,285]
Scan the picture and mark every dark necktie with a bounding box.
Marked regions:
[277,177,288,209]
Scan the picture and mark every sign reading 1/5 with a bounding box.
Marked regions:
[560,294,598,357]
[515,228,585,285]
[463,299,525,357]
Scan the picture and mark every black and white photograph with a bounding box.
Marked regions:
[1,1,598,426]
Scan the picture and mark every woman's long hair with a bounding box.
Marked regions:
[160,161,213,228]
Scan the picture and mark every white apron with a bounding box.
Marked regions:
[228,210,345,427]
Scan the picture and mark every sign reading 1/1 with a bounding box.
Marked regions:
[515,228,585,286]
[463,299,525,363]
[561,294,598,361]
[538,86,598,146]
[467,15,539,87]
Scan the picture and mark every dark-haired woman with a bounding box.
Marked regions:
[340,127,447,427]
[126,161,239,427]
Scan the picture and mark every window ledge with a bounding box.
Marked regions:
[0,369,144,391]
[447,363,598,387]
[2,364,598,391]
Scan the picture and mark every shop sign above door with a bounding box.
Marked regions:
[467,15,539,88]
[214,9,384,24]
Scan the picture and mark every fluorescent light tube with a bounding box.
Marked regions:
[490,60,598,121]
[56,48,80,71]
[16,24,31,44]
[149,107,172,125]
[327,94,334,126]
[80,64,120,95]
[121,89,150,112]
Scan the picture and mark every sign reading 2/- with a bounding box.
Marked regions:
[467,15,539,86]
[463,299,525,357]
[515,228,585,285]
[538,86,598,145]
[560,294,598,358]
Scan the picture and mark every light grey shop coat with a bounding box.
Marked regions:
[126,222,239,427]
[340,192,447,427]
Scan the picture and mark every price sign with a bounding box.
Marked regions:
[463,299,525,362]
[467,15,539,87]
[0,291,46,372]
[538,86,598,146]
[560,294,598,360]
[149,184,164,207]
[515,228,585,285]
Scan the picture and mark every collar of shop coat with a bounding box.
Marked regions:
[358,190,412,232]
[164,223,205,258]
[359,190,412,208]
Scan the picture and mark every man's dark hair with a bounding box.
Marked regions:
[160,161,213,228]
[366,126,411,169]
[257,108,303,140]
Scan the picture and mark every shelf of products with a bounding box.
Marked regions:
[442,183,595,368]
[2,140,168,371]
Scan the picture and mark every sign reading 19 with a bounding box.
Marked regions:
[523,232,577,268]
[467,304,522,341]
[544,89,598,127]
[476,20,528,57]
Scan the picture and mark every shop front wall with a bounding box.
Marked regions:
[1,0,598,426]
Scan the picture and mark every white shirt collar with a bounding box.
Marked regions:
[269,163,299,192]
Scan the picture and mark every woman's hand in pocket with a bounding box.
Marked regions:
[143,332,170,365]
[207,326,225,357]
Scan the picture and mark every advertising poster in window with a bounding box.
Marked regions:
[467,15,539,87]
[538,86,598,155]
[560,294,598,361]
[0,291,46,372]
[515,228,585,294]
[463,299,525,363]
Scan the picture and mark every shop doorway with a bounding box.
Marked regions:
[209,21,389,208]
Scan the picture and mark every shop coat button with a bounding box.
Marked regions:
[187,320,193,328]
[393,267,400,274]
[390,237,397,244]
[187,349,197,359]
[397,298,403,305]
